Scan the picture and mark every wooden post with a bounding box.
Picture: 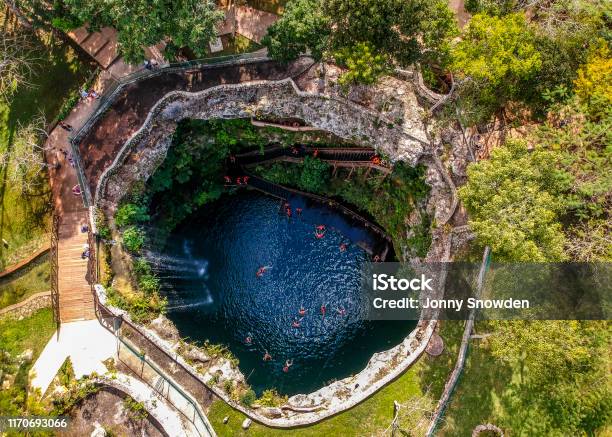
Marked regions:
[346,166,354,181]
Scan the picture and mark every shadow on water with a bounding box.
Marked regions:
[147,191,415,395]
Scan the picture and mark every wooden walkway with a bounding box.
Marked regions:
[56,212,94,322]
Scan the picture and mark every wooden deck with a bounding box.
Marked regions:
[57,212,95,322]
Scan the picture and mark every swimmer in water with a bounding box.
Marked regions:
[245,336,252,344]
[292,319,301,328]
[316,224,325,231]
[315,231,325,239]
[337,307,346,316]
[298,307,307,316]
[256,265,272,277]
[296,207,303,215]
[321,305,326,316]
[339,243,348,252]
[263,350,272,361]
[283,359,294,373]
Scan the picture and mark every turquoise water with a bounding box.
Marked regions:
[150,191,415,395]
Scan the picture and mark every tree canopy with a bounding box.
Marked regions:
[262,0,457,79]
[62,0,224,62]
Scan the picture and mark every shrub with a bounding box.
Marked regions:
[115,203,150,228]
[122,227,145,253]
[123,396,148,421]
[258,389,288,407]
[299,156,330,192]
[240,389,256,407]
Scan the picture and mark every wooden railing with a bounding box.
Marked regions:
[49,213,60,330]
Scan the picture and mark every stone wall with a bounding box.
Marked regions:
[89,72,470,427]
[0,291,52,321]
[95,78,432,209]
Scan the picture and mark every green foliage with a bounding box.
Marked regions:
[263,0,457,68]
[115,203,150,228]
[298,156,330,192]
[62,0,224,62]
[451,13,541,122]
[261,0,331,62]
[105,286,166,324]
[459,141,570,261]
[122,226,145,253]
[51,380,100,415]
[487,320,611,435]
[257,161,430,256]
[148,119,265,235]
[240,389,257,407]
[57,358,75,387]
[123,396,149,421]
[335,42,390,87]
[574,42,612,120]
[258,389,288,407]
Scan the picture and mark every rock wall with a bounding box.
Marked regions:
[96,79,431,209]
[0,291,52,321]
[90,71,471,427]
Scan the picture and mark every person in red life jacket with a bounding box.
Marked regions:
[292,319,301,328]
[316,225,325,231]
[236,177,242,185]
[245,336,252,344]
[313,148,319,157]
[224,175,232,184]
[291,147,299,155]
[296,207,303,215]
[283,359,294,373]
[339,243,348,252]
[373,254,381,262]
[315,230,325,239]
[298,307,307,316]
[286,207,292,217]
[256,266,266,277]
[243,175,249,184]
[320,305,326,316]
[263,350,272,361]
[371,155,381,165]
[229,155,236,163]
[336,307,346,316]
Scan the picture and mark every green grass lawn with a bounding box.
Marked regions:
[207,322,464,436]
[0,19,95,269]
[0,307,55,358]
[0,307,56,416]
[0,256,50,309]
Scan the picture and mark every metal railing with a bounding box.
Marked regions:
[49,213,60,330]
[426,247,491,436]
[92,289,216,436]
[68,52,270,208]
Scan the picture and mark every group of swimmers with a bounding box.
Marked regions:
[244,302,347,372]
[224,175,250,185]
[283,202,303,218]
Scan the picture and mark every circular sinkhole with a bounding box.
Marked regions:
[148,191,415,395]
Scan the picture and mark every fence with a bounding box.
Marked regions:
[425,247,491,436]
[49,213,60,330]
[93,292,216,437]
[68,52,269,208]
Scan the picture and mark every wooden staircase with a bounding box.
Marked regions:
[57,211,95,322]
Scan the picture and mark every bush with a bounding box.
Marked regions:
[258,389,288,407]
[122,227,145,253]
[240,389,256,407]
[115,203,150,228]
[299,156,330,192]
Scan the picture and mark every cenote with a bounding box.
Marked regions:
[148,190,416,395]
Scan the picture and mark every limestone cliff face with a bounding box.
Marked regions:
[97,69,470,263]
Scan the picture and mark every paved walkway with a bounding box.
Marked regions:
[29,320,116,394]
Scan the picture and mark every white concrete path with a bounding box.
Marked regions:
[29,320,116,394]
